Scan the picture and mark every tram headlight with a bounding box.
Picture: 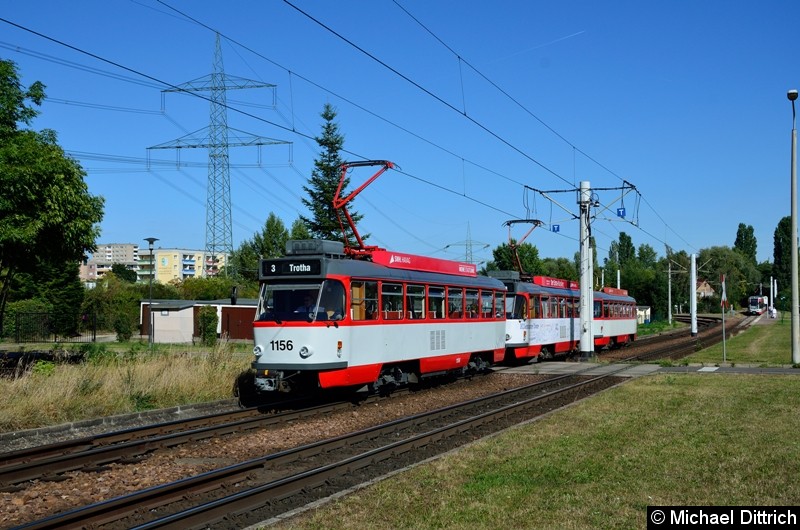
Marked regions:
[505,334,510,341]
[299,345,313,359]
[253,345,263,359]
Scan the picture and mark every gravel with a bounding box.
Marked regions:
[1,371,540,528]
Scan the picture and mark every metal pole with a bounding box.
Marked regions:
[721,274,727,363]
[578,181,594,360]
[690,253,697,337]
[789,89,800,364]
[149,247,153,347]
[144,237,158,348]
[668,262,673,326]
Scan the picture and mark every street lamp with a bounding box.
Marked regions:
[144,237,158,348]
[789,90,799,364]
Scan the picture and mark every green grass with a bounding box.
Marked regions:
[684,318,793,366]
[274,374,800,530]
[636,319,686,337]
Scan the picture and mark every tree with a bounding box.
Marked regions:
[637,244,658,268]
[773,216,792,300]
[484,241,541,274]
[111,263,138,283]
[300,103,364,245]
[228,212,289,281]
[699,245,760,311]
[540,257,578,281]
[0,60,104,326]
[733,223,757,264]
[177,276,237,301]
[290,217,311,240]
[617,233,636,266]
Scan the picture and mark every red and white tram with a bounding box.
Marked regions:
[593,286,638,350]
[250,239,507,396]
[490,272,637,362]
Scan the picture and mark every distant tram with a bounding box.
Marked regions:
[747,295,768,316]
[490,271,638,361]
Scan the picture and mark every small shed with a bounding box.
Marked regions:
[636,305,651,325]
[141,298,258,344]
[151,301,196,344]
[195,299,258,341]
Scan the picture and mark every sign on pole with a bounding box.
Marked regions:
[721,273,727,363]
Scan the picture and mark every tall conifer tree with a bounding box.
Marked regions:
[300,103,364,246]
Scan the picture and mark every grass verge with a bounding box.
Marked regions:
[0,342,250,432]
[684,317,793,366]
[274,374,800,529]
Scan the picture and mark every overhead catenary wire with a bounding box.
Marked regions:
[2,5,697,257]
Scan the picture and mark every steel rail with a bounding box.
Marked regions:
[16,371,622,530]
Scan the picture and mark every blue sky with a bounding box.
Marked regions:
[2,1,797,266]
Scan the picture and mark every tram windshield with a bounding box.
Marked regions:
[256,280,345,322]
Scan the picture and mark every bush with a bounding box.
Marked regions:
[113,312,135,342]
[2,299,54,340]
[197,306,218,347]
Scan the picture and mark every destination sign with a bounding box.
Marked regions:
[261,259,321,277]
[533,276,579,290]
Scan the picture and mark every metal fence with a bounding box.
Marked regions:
[11,312,97,343]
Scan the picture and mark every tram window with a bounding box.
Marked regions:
[465,289,479,318]
[539,296,549,318]
[511,295,526,319]
[559,298,567,318]
[480,290,494,318]
[549,297,558,318]
[407,284,425,319]
[428,286,445,319]
[447,287,464,319]
[497,292,506,318]
[572,298,579,318]
[351,280,379,321]
[594,300,602,318]
[320,280,345,321]
[530,295,540,319]
[382,282,404,320]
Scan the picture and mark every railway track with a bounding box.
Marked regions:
[603,314,753,363]
[2,317,743,489]
[0,396,376,488]
[14,370,626,529]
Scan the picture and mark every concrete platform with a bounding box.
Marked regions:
[500,361,662,378]
[499,361,800,378]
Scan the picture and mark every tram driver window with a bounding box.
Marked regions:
[320,280,345,321]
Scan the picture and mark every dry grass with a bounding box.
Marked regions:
[273,374,800,529]
[0,343,251,432]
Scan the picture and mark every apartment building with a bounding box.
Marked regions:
[80,243,228,285]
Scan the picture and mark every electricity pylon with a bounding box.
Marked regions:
[148,33,290,275]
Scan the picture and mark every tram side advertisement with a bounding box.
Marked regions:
[261,259,322,278]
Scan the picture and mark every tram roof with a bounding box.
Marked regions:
[505,280,636,303]
[262,255,506,290]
